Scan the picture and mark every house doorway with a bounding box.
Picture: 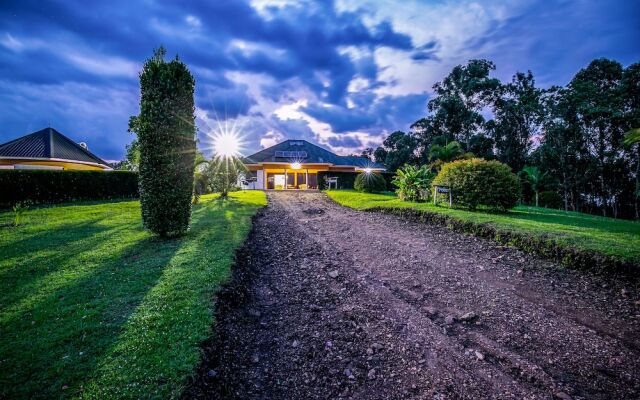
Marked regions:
[266,171,318,190]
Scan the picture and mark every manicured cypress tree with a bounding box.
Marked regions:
[130,47,196,237]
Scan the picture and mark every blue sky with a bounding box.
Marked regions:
[1,0,638,160]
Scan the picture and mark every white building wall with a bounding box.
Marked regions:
[255,169,264,190]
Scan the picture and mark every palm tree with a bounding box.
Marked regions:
[522,166,547,207]
[428,141,464,163]
[192,150,210,204]
[623,128,640,146]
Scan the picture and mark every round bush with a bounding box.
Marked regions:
[432,158,521,211]
[354,172,386,193]
[538,191,563,208]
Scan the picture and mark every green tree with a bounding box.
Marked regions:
[566,58,626,217]
[489,71,543,172]
[621,63,640,219]
[192,150,210,205]
[427,59,501,146]
[373,131,418,173]
[129,46,196,237]
[118,139,140,171]
[521,166,548,207]
[206,156,246,199]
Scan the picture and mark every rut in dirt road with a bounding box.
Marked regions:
[185,191,640,400]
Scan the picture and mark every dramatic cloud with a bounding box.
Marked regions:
[0,0,638,159]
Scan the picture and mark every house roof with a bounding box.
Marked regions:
[0,127,110,168]
[242,139,384,169]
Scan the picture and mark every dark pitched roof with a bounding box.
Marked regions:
[242,139,384,169]
[0,128,109,167]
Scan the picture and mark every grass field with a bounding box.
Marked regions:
[0,191,266,399]
[326,190,640,265]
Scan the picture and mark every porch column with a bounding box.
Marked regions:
[305,169,309,190]
[285,169,288,190]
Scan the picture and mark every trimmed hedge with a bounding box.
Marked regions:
[0,170,139,207]
[133,48,196,237]
[354,172,386,193]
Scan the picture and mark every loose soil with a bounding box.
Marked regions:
[184,192,640,399]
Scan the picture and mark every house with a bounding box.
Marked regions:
[241,139,384,190]
[0,127,112,170]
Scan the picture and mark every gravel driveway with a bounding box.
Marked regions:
[185,191,640,399]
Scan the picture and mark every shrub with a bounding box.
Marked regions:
[0,170,139,207]
[130,47,196,237]
[432,158,521,211]
[354,172,386,193]
[392,164,435,202]
[538,191,563,208]
[11,201,30,226]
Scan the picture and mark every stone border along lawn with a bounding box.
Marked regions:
[0,191,266,399]
[325,190,640,276]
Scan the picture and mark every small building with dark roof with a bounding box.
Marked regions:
[241,139,383,190]
[0,127,112,170]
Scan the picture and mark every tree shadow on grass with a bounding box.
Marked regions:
[0,196,261,399]
[0,219,115,299]
[0,226,180,399]
[80,197,260,399]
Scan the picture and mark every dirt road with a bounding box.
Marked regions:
[185,191,640,399]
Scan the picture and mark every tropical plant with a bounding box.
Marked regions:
[392,164,436,202]
[623,128,640,146]
[354,172,386,193]
[11,201,29,227]
[428,141,464,163]
[521,166,548,207]
[129,46,196,237]
[433,158,521,211]
[207,157,246,199]
[192,150,210,205]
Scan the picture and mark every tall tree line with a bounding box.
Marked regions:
[374,58,640,219]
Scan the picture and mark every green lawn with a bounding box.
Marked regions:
[0,191,266,399]
[326,190,640,265]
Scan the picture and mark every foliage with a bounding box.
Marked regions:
[467,134,495,160]
[0,170,138,207]
[433,158,521,211]
[427,140,470,170]
[428,140,464,163]
[326,190,640,269]
[408,57,640,219]
[354,172,386,193]
[373,130,418,173]
[538,191,563,209]
[488,71,543,172]
[412,59,501,154]
[11,201,29,226]
[623,128,640,146]
[521,166,549,207]
[391,164,435,202]
[206,156,246,199]
[130,46,196,237]
[0,191,266,399]
[192,150,210,204]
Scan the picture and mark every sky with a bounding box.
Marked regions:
[1,0,639,161]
